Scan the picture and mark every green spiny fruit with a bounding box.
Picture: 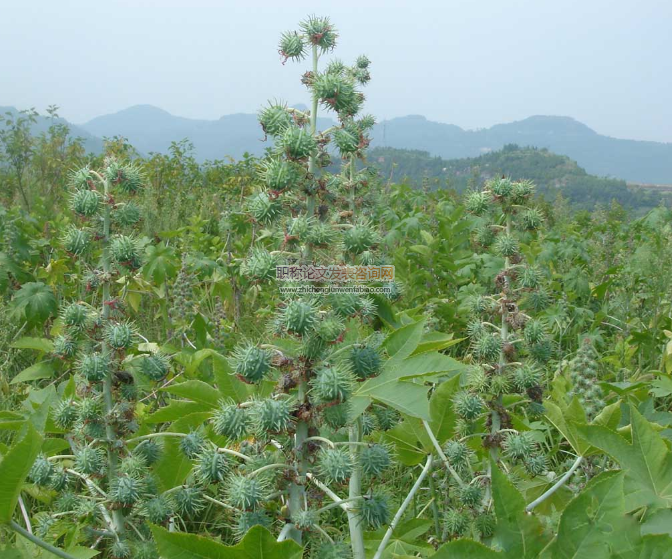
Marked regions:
[361,413,375,435]
[242,248,278,281]
[194,446,229,484]
[120,382,137,401]
[278,125,317,160]
[453,391,484,420]
[212,401,250,439]
[110,235,142,269]
[259,158,305,191]
[132,542,158,559]
[474,225,496,247]
[78,352,110,382]
[465,191,489,216]
[517,266,542,289]
[348,345,382,379]
[105,160,144,194]
[473,332,502,361]
[443,440,472,470]
[180,432,205,459]
[35,514,55,538]
[528,339,553,363]
[489,373,511,395]
[343,222,376,254]
[141,495,173,524]
[300,15,338,51]
[133,440,162,466]
[329,292,364,317]
[48,466,69,491]
[522,208,544,230]
[82,419,107,439]
[104,322,136,351]
[502,432,536,461]
[491,177,514,198]
[458,484,483,507]
[230,343,272,382]
[71,188,101,217]
[110,541,132,559]
[360,444,391,477]
[110,475,144,506]
[77,397,102,422]
[54,398,78,428]
[226,474,268,510]
[318,448,353,483]
[253,398,293,434]
[511,179,535,202]
[511,365,542,392]
[494,234,519,258]
[306,221,337,247]
[524,319,548,345]
[258,104,293,137]
[120,455,149,478]
[53,335,78,359]
[234,510,272,540]
[292,509,319,531]
[312,365,354,403]
[322,402,350,430]
[359,493,390,529]
[247,191,283,224]
[139,352,170,381]
[283,299,318,336]
[524,453,549,477]
[314,314,345,343]
[278,31,306,62]
[29,455,53,486]
[62,226,91,255]
[55,490,78,513]
[113,202,142,227]
[525,287,551,313]
[61,302,90,333]
[172,486,205,517]
[373,406,400,431]
[444,508,470,537]
[333,122,361,154]
[75,447,105,475]
[475,511,496,537]
[68,166,96,191]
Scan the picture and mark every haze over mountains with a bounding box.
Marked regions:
[3,104,672,184]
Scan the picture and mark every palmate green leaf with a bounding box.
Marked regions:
[161,380,220,407]
[429,374,461,443]
[383,319,425,362]
[0,423,42,524]
[578,405,672,511]
[363,519,433,558]
[143,242,178,284]
[433,539,502,558]
[548,470,625,559]
[384,418,429,466]
[11,337,54,353]
[491,462,548,559]
[11,361,55,384]
[9,282,58,326]
[153,435,193,491]
[615,535,672,559]
[150,524,302,559]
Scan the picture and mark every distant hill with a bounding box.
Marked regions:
[0,106,103,153]
[369,144,665,212]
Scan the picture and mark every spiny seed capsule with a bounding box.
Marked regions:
[247,192,283,224]
[349,345,382,379]
[234,510,272,540]
[453,391,485,421]
[502,432,536,461]
[511,365,542,391]
[526,287,551,313]
[511,179,535,202]
[110,235,142,269]
[292,509,319,531]
[110,541,131,559]
[314,541,353,559]
[113,202,142,227]
[78,352,110,382]
[361,413,376,435]
[359,493,390,529]
[283,299,318,336]
[230,343,272,383]
[373,406,400,431]
[360,444,391,477]
[253,399,293,434]
[139,353,170,381]
[522,208,544,230]
[133,440,162,466]
[491,177,514,198]
[111,475,143,506]
[133,542,158,559]
[172,486,205,517]
[62,227,91,255]
[494,234,519,258]
[444,440,472,469]
[77,397,102,421]
[194,447,229,484]
[75,447,105,475]
[465,191,489,216]
[312,366,354,403]
[314,314,345,343]
[475,511,496,537]
[329,292,364,317]
[180,431,205,459]
[318,448,353,484]
[53,335,77,359]
[29,455,53,486]
[459,484,483,507]
[474,225,496,246]
[142,495,173,524]
[258,104,293,137]
[55,490,78,513]
[473,332,502,362]
[226,475,268,510]
[69,166,96,190]
[278,126,317,160]
[306,222,337,247]
[444,508,470,537]
[61,302,90,333]
[105,161,143,194]
[104,322,136,351]
[212,401,250,439]
[524,453,549,477]
[528,339,553,363]
[54,398,78,428]
[300,15,338,51]
[71,188,101,217]
[342,223,376,254]
[489,373,511,395]
[322,403,350,430]
[49,466,69,491]
[518,267,542,289]
[524,319,548,345]
[120,455,148,478]
[333,123,361,154]
[242,248,278,282]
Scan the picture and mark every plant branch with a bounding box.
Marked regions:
[525,455,583,512]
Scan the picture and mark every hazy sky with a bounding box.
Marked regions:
[2,0,671,142]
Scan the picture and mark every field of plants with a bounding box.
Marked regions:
[1,16,672,559]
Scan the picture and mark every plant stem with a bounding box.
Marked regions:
[347,418,366,559]
[427,468,441,539]
[306,472,346,510]
[525,455,583,512]
[11,520,79,559]
[422,420,464,486]
[373,455,434,559]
